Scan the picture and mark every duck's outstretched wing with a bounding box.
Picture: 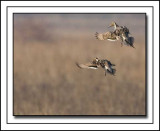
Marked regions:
[76,62,99,69]
[95,32,117,41]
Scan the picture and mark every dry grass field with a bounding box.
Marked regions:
[14,14,146,115]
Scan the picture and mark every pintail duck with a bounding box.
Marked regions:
[76,58,116,76]
[95,21,135,48]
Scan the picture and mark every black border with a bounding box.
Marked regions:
[6,6,154,124]
[6,5,8,124]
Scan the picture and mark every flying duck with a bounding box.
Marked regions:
[76,58,116,76]
[95,21,135,48]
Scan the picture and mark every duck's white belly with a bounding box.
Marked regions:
[104,66,109,70]
[107,39,117,41]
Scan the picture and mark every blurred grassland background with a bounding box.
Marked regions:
[14,14,146,115]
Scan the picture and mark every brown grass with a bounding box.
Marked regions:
[14,14,146,115]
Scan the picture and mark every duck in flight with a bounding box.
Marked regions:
[95,21,135,48]
[76,58,116,76]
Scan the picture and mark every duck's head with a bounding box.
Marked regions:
[108,21,118,28]
[92,57,99,64]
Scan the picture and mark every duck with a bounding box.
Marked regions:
[76,58,116,76]
[96,21,135,48]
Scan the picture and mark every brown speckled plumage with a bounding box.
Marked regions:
[95,21,135,48]
[76,58,116,76]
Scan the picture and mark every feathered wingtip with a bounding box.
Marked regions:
[75,62,82,69]
[131,45,136,49]
[95,32,99,39]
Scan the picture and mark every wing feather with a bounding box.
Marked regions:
[95,32,117,41]
[76,62,98,69]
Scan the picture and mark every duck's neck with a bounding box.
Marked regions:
[96,60,101,65]
[114,23,119,30]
